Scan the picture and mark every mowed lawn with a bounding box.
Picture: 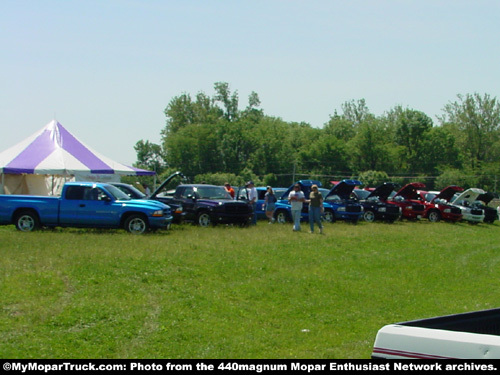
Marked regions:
[1,219,499,359]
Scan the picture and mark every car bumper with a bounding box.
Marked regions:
[335,212,363,221]
[150,215,173,229]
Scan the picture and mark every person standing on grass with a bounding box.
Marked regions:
[247,181,258,225]
[288,183,305,231]
[264,186,277,223]
[307,184,324,234]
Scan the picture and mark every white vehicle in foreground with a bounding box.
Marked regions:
[372,308,500,359]
[450,188,485,224]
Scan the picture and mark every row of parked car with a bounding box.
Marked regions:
[112,172,500,228]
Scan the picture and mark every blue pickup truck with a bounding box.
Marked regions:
[0,182,173,234]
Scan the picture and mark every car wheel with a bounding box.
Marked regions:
[323,209,335,223]
[124,214,149,234]
[363,210,376,223]
[197,212,212,227]
[15,210,40,232]
[274,210,289,224]
[428,210,441,223]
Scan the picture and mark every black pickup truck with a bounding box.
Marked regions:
[150,173,253,227]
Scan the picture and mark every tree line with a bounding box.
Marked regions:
[130,82,500,192]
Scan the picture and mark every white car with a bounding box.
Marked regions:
[450,188,485,224]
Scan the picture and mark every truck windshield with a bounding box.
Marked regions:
[105,185,132,201]
[194,186,232,200]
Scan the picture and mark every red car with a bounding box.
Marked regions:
[388,182,426,220]
[418,186,464,223]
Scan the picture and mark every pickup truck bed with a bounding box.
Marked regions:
[372,308,500,359]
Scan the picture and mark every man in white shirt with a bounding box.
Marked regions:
[247,181,258,225]
[288,183,305,231]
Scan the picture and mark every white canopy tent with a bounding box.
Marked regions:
[0,120,154,195]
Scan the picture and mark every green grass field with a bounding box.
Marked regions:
[1,220,499,359]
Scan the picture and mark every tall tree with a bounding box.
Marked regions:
[440,93,500,168]
[393,108,433,173]
[133,140,166,174]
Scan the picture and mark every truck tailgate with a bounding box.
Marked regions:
[373,324,500,359]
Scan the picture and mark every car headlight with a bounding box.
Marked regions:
[338,207,346,212]
[379,207,386,212]
[444,209,451,213]
[405,206,412,210]
[152,210,164,217]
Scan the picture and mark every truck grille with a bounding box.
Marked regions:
[346,205,362,213]
[224,203,252,214]
[450,206,461,215]
[386,205,400,214]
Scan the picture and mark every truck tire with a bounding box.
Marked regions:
[363,210,376,223]
[197,212,212,227]
[323,209,335,223]
[428,210,441,223]
[274,210,290,224]
[124,214,149,234]
[15,210,40,232]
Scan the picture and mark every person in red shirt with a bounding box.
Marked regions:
[224,182,235,199]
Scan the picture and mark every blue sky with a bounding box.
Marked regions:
[1,0,499,165]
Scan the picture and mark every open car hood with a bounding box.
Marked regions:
[367,183,397,201]
[326,179,362,200]
[150,171,186,199]
[451,188,486,204]
[395,182,426,200]
[475,192,496,205]
[433,185,464,203]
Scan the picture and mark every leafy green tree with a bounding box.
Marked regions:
[357,170,390,188]
[440,93,500,169]
[133,140,166,174]
[393,108,434,173]
[341,98,372,125]
[347,117,396,173]
[214,82,239,122]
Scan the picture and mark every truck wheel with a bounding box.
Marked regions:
[363,210,376,223]
[323,209,335,223]
[124,214,149,234]
[197,212,212,227]
[15,210,40,232]
[274,210,290,224]
[428,210,441,223]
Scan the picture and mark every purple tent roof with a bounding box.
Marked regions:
[0,120,154,176]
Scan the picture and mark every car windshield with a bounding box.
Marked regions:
[114,184,146,199]
[425,193,436,202]
[354,190,370,200]
[325,194,341,202]
[105,184,131,201]
[195,186,232,199]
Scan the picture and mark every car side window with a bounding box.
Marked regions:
[65,186,85,200]
[82,187,108,201]
[181,187,194,199]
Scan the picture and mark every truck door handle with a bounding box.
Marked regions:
[79,204,86,207]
